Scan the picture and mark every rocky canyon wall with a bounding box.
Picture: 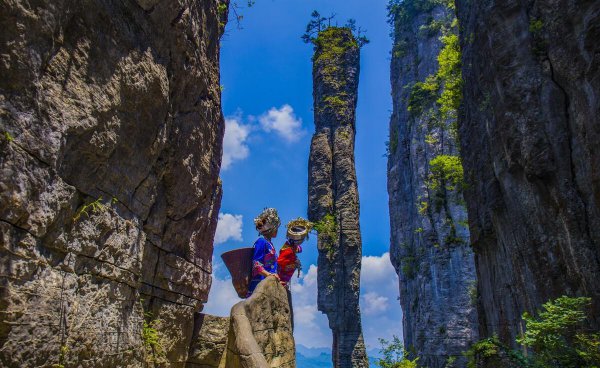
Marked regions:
[0,0,226,366]
[455,0,600,344]
[387,1,478,366]
[307,27,368,368]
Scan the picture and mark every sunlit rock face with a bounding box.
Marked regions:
[455,0,600,345]
[387,2,478,367]
[219,276,296,368]
[307,27,369,368]
[0,0,225,366]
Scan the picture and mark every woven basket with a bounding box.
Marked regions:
[220,247,253,298]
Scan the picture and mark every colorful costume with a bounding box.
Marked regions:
[277,243,302,284]
[247,236,277,296]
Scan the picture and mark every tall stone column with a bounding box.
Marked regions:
[307,27,368,368]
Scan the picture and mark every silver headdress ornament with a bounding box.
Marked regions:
[286,217,313,241]
[254,208,281,235]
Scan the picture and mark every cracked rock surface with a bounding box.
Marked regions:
[307,27,368,368]
[219,277,296,368]
[387,3,478,367]
[456,0,600,344]
[0,0,225,366]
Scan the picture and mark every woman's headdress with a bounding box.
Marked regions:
[254,208,281,235]
[286,217,313,241]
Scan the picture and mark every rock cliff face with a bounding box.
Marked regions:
[0,0,226,366]
[219,277,296,368]
[387,2,478,366]
[187,277,295,368]
[307,27,368,368]
[455,0,600,344]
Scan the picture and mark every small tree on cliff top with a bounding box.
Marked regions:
[302,10,370,47]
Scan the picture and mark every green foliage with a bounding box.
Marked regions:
[465,296,600,368]
[376,335,420,368]
[419,17,445,37]
[217,3,228,16]
[392,39,409,58]
[400,256,417,279]
[529,19,544,33]
[417,200,429,216]
[425,133,438,145]
[428,154,464,192]
[142,312,167,363]
[72,196,117,222]
[303,11,369,47]
[387,0,437,27]
[465,336,502,368]
[517,296,599,367]
[314,214,338,259]
[386,125,399,157]
[436,32,462,122]
[52,344,69,368]
[408,76,439,116]
[3,131,14,142]
[468,280,478,306]
[323,95,349,114]
[445,355,457,367]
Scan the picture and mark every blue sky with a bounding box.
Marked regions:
[204,0,402,352]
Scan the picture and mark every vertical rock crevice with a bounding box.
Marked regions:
[387,1,478,366]
[307,27,368,368]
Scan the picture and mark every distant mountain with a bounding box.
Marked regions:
[295,345,381,367]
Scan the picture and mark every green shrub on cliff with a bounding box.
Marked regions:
[517,296,600,367]
[314,213,338,259]
[436,32,462,122]
[465,296,600,368]
[408,76,439,116]
[376,335,419,368]
[427,154,464,192]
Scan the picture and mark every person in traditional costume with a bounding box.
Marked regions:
[276,218,313,330]
[247,208,281,297]
[277,218,313,286]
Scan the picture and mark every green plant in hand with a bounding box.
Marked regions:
[376,335,419,368]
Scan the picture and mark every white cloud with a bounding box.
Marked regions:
[259,104,304,142]
[291,255,403,351]
[360,252,403,351]
[362,292,389,315]
[222,117,250,170]
[214,213,243,245]
[290,265,332,348]
[203,273,241,317]
[361,252,397,287]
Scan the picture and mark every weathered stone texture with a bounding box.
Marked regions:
[187,314,230,368]
[387,3,478,367]
[455,0,600,344]
[0,0,225,366]
[219,276,296,368]
[307,28,368,368]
